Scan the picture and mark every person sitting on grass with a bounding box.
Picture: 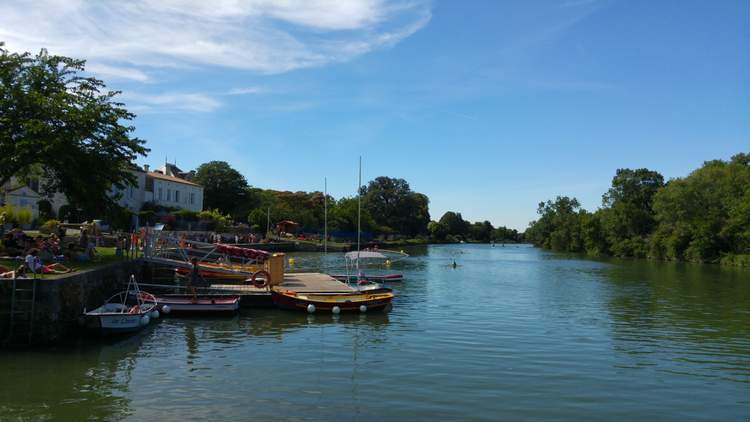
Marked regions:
[0,264,27,278]
[24,249,73,275]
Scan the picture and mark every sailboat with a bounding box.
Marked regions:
[271,157,395,313]
[83,275,159,335]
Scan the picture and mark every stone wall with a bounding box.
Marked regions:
[0,260,144,346]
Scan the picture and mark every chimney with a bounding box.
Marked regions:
[144,164,150,173]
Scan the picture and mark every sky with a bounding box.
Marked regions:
[1,0,748,230]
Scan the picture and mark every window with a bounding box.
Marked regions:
[129,186,134,199]
[175,190,180,203]
[158,187,163,200]
[167,189,172,201]
[190,192,195,205]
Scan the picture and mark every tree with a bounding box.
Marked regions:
[600,168,664,256]
[652,153,750,262]
[329,197,375,233]
[0,44,148,215]
[469,220,494,242]
[438,211,469,237]
[361,176,430,236]
[193,161,249,218]
[428,221,448,240]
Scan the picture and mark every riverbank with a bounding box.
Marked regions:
[0,259,143,346]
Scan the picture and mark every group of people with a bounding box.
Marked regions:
[0,226,101,279]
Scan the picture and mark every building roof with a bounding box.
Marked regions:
[148,171,202,187]
[4,185,41,196]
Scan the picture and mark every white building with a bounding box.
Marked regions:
[144,165,203,212]
[1,163,204,220]
[2,184,42,219]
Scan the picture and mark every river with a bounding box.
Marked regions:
[1,244,749,421]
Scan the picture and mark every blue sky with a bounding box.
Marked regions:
[2,0,748,230]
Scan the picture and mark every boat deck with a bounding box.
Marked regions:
[211,272,355,295]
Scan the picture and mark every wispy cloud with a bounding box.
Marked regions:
[85,64,151,82]
[225,87,265,96]
[120,92,222,113]
[0,0,431,75]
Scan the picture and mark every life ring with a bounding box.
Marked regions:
[251,270,271,288]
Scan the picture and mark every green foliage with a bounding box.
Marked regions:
[527,155,750,265]
[361,177,430,236]
[0,204,32,225]
[328,197,376,233]
[0,44,149,216]
[39,218,60,234]
[198,209,231,231]
[469,221,495,242]
[651,153,750,262]
[193,161,249,218]
[173,209,199,221]
[427,221,449,240]
[438,211,469,237]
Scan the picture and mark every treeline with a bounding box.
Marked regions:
[192,161,518,241]
[525,153,750,265]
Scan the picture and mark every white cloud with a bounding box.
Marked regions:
[0,0,431,75]
[226,87,265,95]
[85,64,151,82]
[119,92,222,113]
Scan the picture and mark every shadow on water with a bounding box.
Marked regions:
[0,331,150,420]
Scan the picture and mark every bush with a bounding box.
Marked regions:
[174,209,199,221]
[39,219,60,234]
[0,204,32,225]
[198,208,231,231]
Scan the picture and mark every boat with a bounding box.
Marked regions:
[156,294,240,314]
[271,288,394,313]
[330,273,404,283]
[83,275,159,335]
[174,262,260,281]
[329,250,408,287]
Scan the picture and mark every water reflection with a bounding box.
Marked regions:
[3,245,750,421]
[0,332,150,420]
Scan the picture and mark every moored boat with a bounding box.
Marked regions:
[156,294,240,314]
[330,273,404,283]
[83,276,159,335]
[271,287,394,313]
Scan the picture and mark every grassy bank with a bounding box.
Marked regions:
[1,247,131,279]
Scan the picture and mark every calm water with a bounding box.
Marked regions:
[2,244,750,421]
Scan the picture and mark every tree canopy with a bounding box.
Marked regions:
[360,176,430,236]
[0,44,148,215]
[526,154,750,265]
[193,161,249,218]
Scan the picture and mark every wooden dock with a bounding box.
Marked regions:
[209,272,355,307]
[212,272,354,294]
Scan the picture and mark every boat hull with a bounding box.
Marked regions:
[271,289,393,312]
[330,273,403,282]
[84,314,145,335]
[157,295,240,313]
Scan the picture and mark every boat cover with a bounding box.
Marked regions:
[215,244,271,262]
[345,251,388,260]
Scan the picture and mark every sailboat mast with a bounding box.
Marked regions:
[357,156,362,272]
[324,177,328,254]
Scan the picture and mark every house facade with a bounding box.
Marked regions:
[2,185,42,219]
[144,166,203,212]
[1,163,204,220]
